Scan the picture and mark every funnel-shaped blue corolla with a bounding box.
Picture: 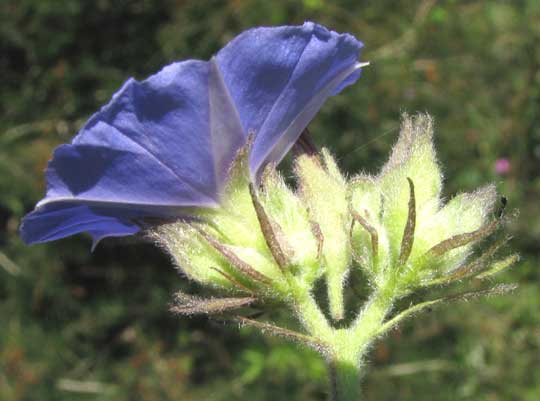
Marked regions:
[21,22,364,246]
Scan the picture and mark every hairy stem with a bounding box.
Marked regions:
[328,285,396,401]
[328,356,361,401]
[291,279,333,339]
[288,271,396,401]
[351,284,395,349]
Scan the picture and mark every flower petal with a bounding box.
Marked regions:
[215,22,363,175]
[21,22,364,245]
[20,203,140,248]
[22,61,225,244]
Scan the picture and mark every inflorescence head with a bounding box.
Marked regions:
[152,114,518,322]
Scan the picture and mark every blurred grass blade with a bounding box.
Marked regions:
[0,251,22,276]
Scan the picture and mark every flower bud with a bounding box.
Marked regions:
[152,142,326,301]
[295,150,351,320]
[153,113,516,318]
[349,114,509,292]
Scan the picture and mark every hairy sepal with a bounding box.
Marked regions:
[154,222,237,290]
[349,176,390,278]
[416,185,498,276]
[259,166,321,280]
[295,149,351,320]
[377,114,442,264]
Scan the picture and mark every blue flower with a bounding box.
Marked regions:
[20,22,364,247]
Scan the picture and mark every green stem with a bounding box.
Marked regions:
[327,270,346,321]
[328,356,361,401]
[325,329,364,401]
[291,279,332,338]
[351,285,395,350]
[290,276,396,401]
[328,286,396,401]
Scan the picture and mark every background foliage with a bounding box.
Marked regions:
[1,0,539,400]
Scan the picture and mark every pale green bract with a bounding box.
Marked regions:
[151,114,518,401]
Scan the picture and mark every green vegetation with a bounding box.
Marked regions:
[1,1,539,400]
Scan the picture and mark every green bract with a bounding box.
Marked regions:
[152,114,518,401]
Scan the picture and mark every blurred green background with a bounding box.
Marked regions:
[1,0,539,400]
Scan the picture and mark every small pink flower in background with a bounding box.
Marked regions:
[495,158,511,175]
